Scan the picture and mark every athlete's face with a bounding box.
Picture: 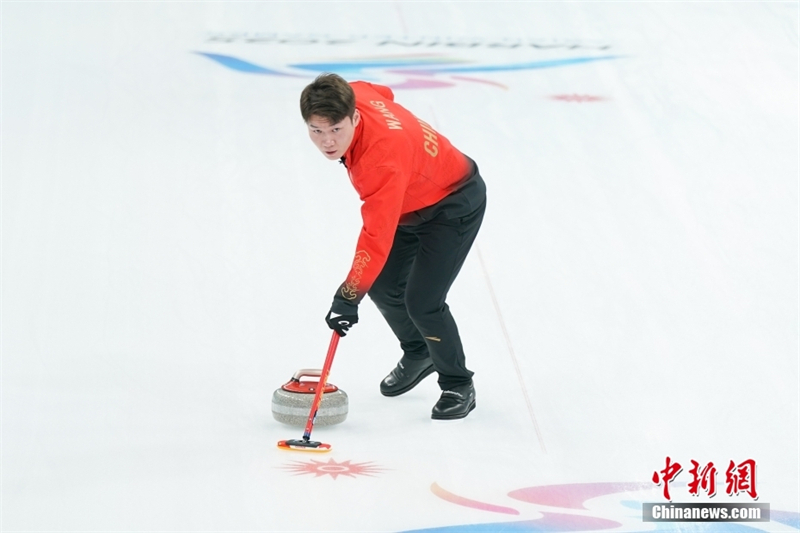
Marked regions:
[307,110,361,161]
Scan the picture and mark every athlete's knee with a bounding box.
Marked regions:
[405,290,441,325]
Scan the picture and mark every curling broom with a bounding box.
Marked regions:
[277,331,341,452]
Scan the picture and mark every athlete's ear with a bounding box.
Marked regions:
[352,109,361,127]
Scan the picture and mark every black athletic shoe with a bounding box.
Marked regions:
[431,381,476,420]
[380,356,435,397]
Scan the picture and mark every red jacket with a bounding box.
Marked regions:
[337,81,470,307]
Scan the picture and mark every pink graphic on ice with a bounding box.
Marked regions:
[508,481,654,509]
[431,482,519,515]
[414,480,798,533]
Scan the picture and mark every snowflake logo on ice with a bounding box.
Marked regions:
[280,458,385,480]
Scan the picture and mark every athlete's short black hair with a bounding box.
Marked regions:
[300,73,356,124]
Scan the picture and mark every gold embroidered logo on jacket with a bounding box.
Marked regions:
[341,250,371,300]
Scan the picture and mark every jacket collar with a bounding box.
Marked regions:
[341,111,364,169]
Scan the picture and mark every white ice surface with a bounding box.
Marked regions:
[2,2,798,532]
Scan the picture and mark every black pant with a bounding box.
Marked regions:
[368,161,486,390]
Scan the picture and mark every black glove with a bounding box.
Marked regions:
[325,311,358,337]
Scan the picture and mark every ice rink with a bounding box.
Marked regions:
[3,2,799,532]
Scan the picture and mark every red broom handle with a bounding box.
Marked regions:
[301,331,341,440]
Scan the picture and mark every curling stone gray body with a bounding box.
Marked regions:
[272,369,348,426]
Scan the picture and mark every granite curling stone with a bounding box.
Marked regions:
[271,369,348,426]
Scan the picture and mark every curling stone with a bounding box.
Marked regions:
[271,369,348,426]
